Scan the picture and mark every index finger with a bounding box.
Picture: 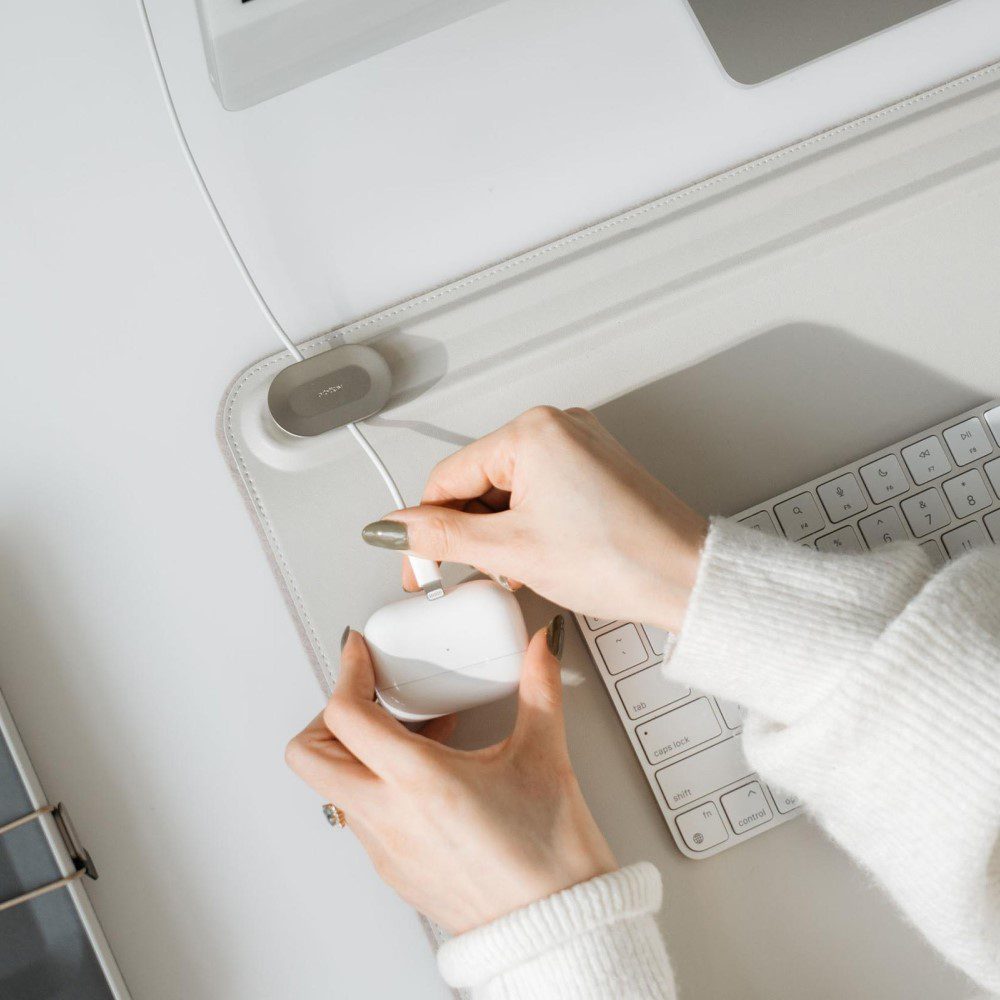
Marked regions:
[399,496,516,592]
[421,422,519,505]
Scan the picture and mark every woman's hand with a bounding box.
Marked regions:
[363,406,707,634]
[285,623,618,935]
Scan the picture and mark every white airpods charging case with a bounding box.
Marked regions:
[363,579,529,722]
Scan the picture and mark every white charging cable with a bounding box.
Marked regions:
[134,0,444,599]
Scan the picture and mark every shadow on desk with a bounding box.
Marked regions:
[596,322,984,517]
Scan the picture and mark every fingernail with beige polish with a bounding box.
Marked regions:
[546,615,565,660]
[361,520,408,550]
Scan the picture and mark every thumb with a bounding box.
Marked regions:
[510,617,567,753]
[363,505,513,570]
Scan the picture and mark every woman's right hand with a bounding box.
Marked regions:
[361,406,708,634]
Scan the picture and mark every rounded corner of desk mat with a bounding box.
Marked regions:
[219,351,283,449]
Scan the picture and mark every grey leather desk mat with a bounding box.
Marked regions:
[0,735,113,1000]
[221,60,1000,999]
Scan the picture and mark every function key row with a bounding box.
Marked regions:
[892,408,999,480]
[741,411,1000,545]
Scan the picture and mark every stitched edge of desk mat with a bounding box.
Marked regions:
[219,55,1000,694]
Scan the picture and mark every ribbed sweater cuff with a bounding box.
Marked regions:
[668,517,933,723]
[437,863,674,998]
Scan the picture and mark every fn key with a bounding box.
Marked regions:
[676,802,728,852]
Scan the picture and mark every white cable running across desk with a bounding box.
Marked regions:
[133,0,442,596]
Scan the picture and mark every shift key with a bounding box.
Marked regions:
[636,697,721,765]
[656,738,754,810]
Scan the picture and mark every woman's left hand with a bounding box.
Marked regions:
[285,621,618,935]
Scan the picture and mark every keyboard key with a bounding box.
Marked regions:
[860,455,909,503]
[636,697,721,765]
[817,473,868,523]
[858,507,907,549]
[985,509,1000,543]
[900,488,951,538]
[676,802,729,852]
[717,700,747,729]
[773,492,825,541]
[920,539,947,568]
[901,435,951,486]
[943,417,994,466]
[656,739,753,810]
[985,406,1000,445]
[942,469,993,518]
[768,786,802,815]
[984,458,1000,498]
[616,666,689,720]
[739,511,778,536]
[721,781,773,834]
[942,521,989,559]
[596,624,647,674]
[643,624,669,656]
[815,525,863,554]
[585,616,615,630]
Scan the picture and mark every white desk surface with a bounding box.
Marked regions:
[1,1,999,998]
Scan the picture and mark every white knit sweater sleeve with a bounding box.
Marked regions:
[668,517,1000,993]
[437,518,1000,998]
[436,862,676,998]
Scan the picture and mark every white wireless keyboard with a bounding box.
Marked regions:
[576,399,1000,859]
